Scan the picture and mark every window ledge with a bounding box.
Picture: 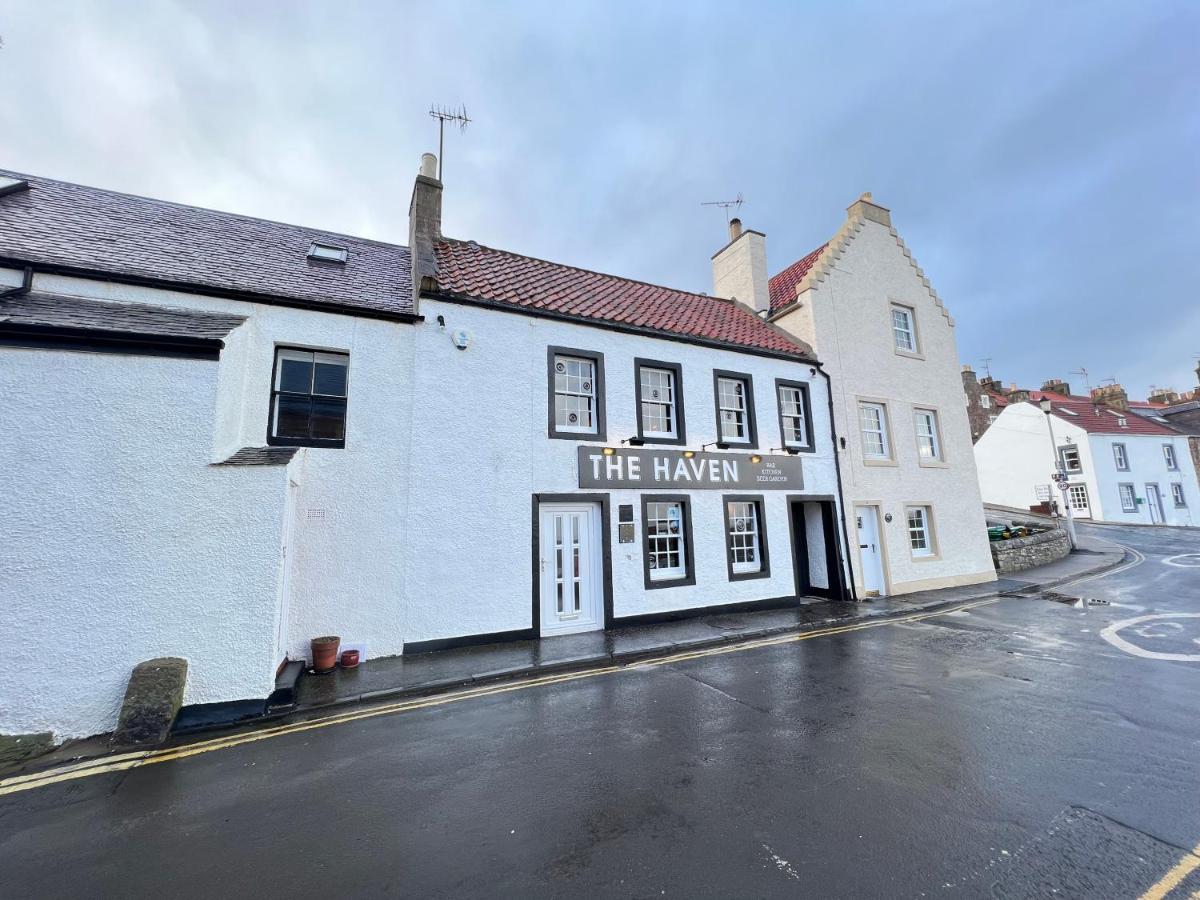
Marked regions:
[863,457,899,467]
[917,459,949,469]
[911,553,942,563]
[894,348,926,361]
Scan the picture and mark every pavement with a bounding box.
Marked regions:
[4,522,1196,898]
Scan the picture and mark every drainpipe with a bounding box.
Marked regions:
[0,265,33,299]
[812,363,858,601]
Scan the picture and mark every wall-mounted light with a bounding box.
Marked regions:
[682,450,696,459]
[621,437,645,447]
[602,447,616,456]
[769,446,802,456]
[749,455,762,464]
[700,442,729,452]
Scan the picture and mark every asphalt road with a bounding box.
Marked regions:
[2,523,1199,899]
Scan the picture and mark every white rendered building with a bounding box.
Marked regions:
[712,196,996,597]
[975,393,1197,526]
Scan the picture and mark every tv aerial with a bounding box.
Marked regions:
[429,104,471,181]
[701,193,744,226]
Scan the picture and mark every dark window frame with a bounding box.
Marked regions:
[640,494,696,590]
[634,358,687,446]
[712,369,758,449]
[546,346,607,441]
[723,493,771,582]
[267,345,349,449]
[774,378,815,453]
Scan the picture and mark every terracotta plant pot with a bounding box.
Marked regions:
[340,649,360,669]
[311,636,341,674]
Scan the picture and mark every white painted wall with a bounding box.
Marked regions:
[774,215,996,594]
[0,345,286,740]
[402,298,844,643]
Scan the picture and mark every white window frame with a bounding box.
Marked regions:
[914,408,943,462]
[1112,443,1129,471]
[1164,444,1179,470]
[551,353,599,435]
[1119,483,1137,513]
[1058,445,1082,474]
[644,499,689,583]
[980,394,991,409]
[1068,483,1090,512]
[1172,482,1187,508]
[776,382,811,450]
[638,364,680,441]
[905,505,935,558]
[891,304,918,354]
[859,401,892,461]
[726,499,764,577]
[716,375,751,444]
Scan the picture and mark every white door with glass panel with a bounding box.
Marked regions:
[1066,483,1091,518]
[1145,484,1165,524]
[539,503,604,635]
[855,505,886,596]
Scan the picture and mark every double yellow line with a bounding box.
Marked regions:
[0,597,1000,799]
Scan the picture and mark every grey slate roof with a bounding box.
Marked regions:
[0,292,246,340]
[0,171,414,319]
[212,447,299,466]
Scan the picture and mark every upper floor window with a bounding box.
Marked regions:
[635,359,685,445]
[914,408,943,461]
[1172,482,1187,507]
[725,497,769,580]
[269,347,349,448]
[776,380,813,451]
[548,347,605,440]
[1113,443,1129,471]
[1058,445,1082,474]
[713,371,757,447]
[1164,444,1179,470]
[859,401,892,460]
[980,394,992,409]
[891,304,918,353]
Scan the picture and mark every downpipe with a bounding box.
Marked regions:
[812,363,858,601]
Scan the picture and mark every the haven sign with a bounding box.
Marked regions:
[577,448,803,491]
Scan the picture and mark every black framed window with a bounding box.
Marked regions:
[724,494,770,581]
[547,346,606,441]
[641,494,696,589]
[775,379,814,452]
[268,347,349,448]
[634,359,686,445]
[712,370,757,448]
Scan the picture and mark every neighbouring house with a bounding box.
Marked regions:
[0,159,849,742]
[711,195,996,597]
[974,390,1197,526]
[1135,361,1200,497]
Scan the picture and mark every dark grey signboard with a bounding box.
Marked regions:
[577,447,803,491]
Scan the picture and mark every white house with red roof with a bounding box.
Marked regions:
[709,195,996,597]
[974,391,1197,526]
[0,157,848,742]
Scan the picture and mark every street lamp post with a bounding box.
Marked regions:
[1040,398,1077,550]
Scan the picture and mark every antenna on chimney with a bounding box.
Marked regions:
[1100,376,1117,387]
[981,358,993,379]
[428,104,471,181]
[1070,367,1091,393]
[701,193,744,226]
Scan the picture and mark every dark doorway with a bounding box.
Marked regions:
[788,498,850,602]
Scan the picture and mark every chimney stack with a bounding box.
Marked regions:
[1040,378,1072,397]
[408,153,443,307]
[711,220,770,316]
[1147,387,1179,406]
[1090,383,1129,412]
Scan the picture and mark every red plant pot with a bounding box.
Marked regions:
[311,636,340,674]
[340,649,360,669]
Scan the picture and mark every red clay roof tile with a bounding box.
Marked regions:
[768,244,828,313]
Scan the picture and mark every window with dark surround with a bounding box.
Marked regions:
[775,379,814,452]
[634,359,686,445]
[724,494,770,581]
[268,347,349,447]
[547,346,606,441]
[712,370,757,448]
[640,494,696,589]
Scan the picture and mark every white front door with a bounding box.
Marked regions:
[539,503,604,636]
[1067,483,1091,518]
[855,505,886,597]
[1146,483,1165,524]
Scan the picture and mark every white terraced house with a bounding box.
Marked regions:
[710,195,996,597]
[0,160,849,742]
[974,390,1197,527]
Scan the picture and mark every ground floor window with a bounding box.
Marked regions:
[1068,484,1090,512]
[1119,483,1137,513]
[905,505,935,558]
[724,495,769,580]
[642,496,694,588]
[1172,482,1187,507]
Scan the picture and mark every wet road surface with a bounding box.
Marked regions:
[2,523,1199,898]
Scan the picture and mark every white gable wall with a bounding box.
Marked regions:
[974,403,1090,511]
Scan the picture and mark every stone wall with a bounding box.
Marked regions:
[989,528,1071,575]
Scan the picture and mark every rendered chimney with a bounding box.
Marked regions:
[1040,378,1072,396]
[711,221,769,316]
[408,153,443,307]
[1090,383,1129,412]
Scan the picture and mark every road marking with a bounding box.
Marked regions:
[1139,842,1200,900]
[0,597,1001,798]
[1100,614,1200,662]
[1056,538,1145,589]
[1163,554,1200,568]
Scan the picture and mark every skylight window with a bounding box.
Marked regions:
[0,176,30,198]
[308,242,348,264]
[1058,408,1078,416]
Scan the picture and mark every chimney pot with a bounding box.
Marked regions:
[729,218,743,241]
[420,153,438,179]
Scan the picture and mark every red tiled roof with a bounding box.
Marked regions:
[767,244,828,313]
[1024,391,1181,435]
[433,238,816,360]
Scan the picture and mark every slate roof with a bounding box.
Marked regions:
[0,291,246,340]
[433,238,816,360]
[0,171,414,318]
[768,243,828,313]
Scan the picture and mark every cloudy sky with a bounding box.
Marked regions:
[2,1,1197,395]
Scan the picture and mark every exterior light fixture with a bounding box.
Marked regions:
[1039,398,1053,414]
[700,442,729,452]
[770,446,801,456]
[750,455,762,464]
[620,437,645,447]
[602,447,616,456]
[682,450,696,459]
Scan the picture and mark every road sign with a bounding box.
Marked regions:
[1058,481,1070,492]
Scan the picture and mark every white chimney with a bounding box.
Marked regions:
[711,218,770,315]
